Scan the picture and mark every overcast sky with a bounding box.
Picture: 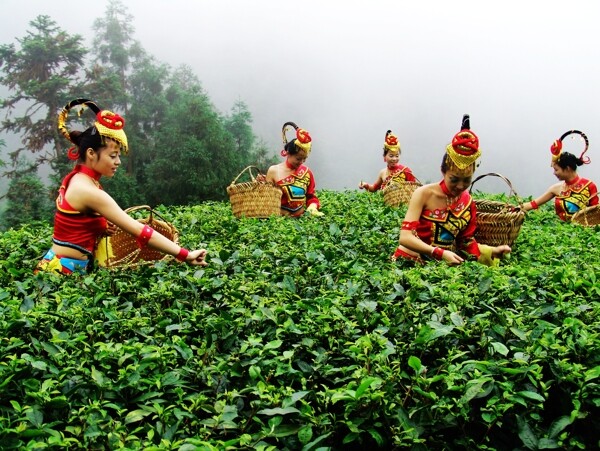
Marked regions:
[1,0,599,198]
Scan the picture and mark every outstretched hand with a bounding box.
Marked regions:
[187,249,208,266]
[441,250,464,266]
[306,204,324,217]
[492,245,511,259]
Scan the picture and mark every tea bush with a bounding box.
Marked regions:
[1,190,599,450]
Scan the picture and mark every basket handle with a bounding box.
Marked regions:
[124,205,152,214]
[469,172,521,205]
[229,165,264,185]
[412,175,423,186]
[384,174,423,188]
[123,205,171,224]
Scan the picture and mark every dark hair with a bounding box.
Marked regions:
[556,151,584,171]
[69,126,104,162]
[439,154,445,172]
[284,139,304,156]
[440,154,451,172]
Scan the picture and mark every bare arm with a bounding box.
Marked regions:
[521,186,557,211]
[79,183,207,265]
[399,188,437,255]
[359,169,384,191]
[399,186,464,265]
[266,165,279,184]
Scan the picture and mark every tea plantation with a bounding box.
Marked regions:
[1,190,599,449]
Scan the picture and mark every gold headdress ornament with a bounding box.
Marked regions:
[445,114,481,170]
[58,98,128,160]
[550,130,590,166]
[383,130,400,156]
[281,121,312,156]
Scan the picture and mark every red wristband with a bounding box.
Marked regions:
[176,248,189,262]
[136,225,154,248]
[432,247,444,260]
[530,200,539,210]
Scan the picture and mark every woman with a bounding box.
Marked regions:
[36,98,207,275]
[521,131,598,221]
[392,114,511,266]
[265,121,323,217]
[359,130,417,191]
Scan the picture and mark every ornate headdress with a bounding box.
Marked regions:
[383,130,400,156]
[281,121,312,156]
[58,98,128,160]
[445,114,481,170]
[550,130,590,166]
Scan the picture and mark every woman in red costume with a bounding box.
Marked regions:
[392,114,511,266]
[265,122,323,217]
[359,130,417,191]
[521,130,598,221]
[36,98,208,275]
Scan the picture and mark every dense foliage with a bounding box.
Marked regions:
[1,191,599,450]
[0,1,275,229]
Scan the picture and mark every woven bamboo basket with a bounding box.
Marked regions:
[469,173,525,247]
[382,178,423,207]
[96,205,179,269]
[571,203,600,227]
[226,166,282,218]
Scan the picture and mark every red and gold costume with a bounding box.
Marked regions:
[373,164,417,191]
[549,131,597,221]
[37,98,128,275]
[277,121,322,217]
[555,176,598,221]
[36,165,107,275]
[277,164,320,217]
[394,114,496,265]
[363,131,417,192]
[394,181,481,262]
[53,165,107,254]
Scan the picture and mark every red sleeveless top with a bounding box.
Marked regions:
[53,165,107,253]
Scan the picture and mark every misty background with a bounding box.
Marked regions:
[1,0,599,198]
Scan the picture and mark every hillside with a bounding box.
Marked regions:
[1,190,599,449]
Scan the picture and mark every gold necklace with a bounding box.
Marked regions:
[445,193,459,213]
[439,180,458,213]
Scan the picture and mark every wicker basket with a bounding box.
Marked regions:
[382,179,422,207]
[571,204,600,227]
[469,173,525,247]
[96,205,179,268]
[226,166,282,218]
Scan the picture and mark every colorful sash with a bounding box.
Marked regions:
[36,249,90,275]
[381,165,416,190]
